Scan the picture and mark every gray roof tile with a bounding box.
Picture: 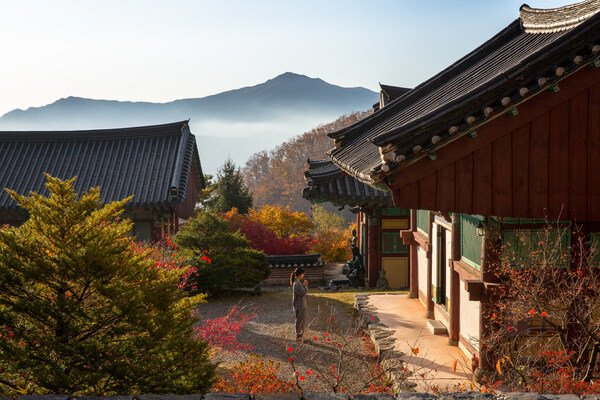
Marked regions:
[0,121,203,211]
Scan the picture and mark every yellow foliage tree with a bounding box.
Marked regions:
[310,206,352,262]
[249,205,315,239]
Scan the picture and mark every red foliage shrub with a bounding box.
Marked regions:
[129,235,200,290]
[195,305,256,353]
[212,354,296,394]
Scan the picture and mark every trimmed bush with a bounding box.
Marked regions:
[175,210,270,295]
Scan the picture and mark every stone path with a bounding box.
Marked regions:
[355,294,473,392]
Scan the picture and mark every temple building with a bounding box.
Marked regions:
[0,121,204,241]
[313,0,600,370]
[303,158,409,289]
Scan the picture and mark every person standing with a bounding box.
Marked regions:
[291,267,308,342]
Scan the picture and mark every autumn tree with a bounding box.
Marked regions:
[0,175,215,396]
[311,206,352,262]
[206,158,253,214]
[222,207,314,256]
[249,205,314,238]
[481,222,600,393]
[312,205,347,232]
[243,111,371,212]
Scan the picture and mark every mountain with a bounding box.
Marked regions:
[0,73,378,173]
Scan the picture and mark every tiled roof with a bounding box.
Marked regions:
[327,0,600,184]
[379,84,411,103]
[373,84,412,112]
[303,159,392,208]
[521,0,600,33]
[0,121,204,211]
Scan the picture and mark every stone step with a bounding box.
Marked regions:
[427,319,448,335]
[329,278,350,286]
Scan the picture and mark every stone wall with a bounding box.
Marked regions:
[8,393,600,400]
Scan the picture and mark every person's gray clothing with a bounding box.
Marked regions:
[293,279,308,311]
[293,278,308,338]
[295,308,307,338]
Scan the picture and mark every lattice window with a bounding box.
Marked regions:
[460,214,483,270]
[416,209,429,235]
[382,208,410,216]
[381,232,408,254]
[591,232,600,266]
[502,228,570,267]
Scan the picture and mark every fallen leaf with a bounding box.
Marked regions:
[452,359,458,372]
[411,347,419,355]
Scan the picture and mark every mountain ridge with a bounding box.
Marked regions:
[0,72,378,173]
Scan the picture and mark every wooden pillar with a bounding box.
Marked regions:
[409,209,418,299]
[448,213,460,346]
[356,213,362,250]
[425,211,434,319]
[367,214,379,288]
[174,211,179,233]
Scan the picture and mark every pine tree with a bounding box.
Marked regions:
[0,175,215,395]
[209,158,253,214]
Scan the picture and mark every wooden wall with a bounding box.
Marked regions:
[174,163,199,220]
[390,65,600,221]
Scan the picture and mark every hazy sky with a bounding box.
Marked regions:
[0,0,571,117]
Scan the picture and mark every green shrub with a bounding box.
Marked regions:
[0,175,215,396]
[175,210,270,295]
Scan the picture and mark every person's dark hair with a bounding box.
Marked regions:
[290,267,305,286]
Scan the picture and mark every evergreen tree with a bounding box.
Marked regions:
[0,175,215,395]
[175,210,270,295]
[208,158,253,214]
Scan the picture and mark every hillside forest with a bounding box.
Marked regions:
[242,110,371,214]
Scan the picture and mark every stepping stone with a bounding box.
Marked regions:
[137,396,200,400]
[79,397,133,400]
[438,393,494,400]
[427,319,447,335]
[21,396,70,400]
[302,393,350,400]
[204,394,250,400]
[254,394,301,400]
[353,394,395,400]
[370,329,394,341]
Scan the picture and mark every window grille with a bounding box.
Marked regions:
[460,214,483,270]
[502,228,570,267]
[381,232,408,254]
[416,209,429,235]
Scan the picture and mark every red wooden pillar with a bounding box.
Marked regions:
[425,211,434,319]
[409,209,418,299]
[367,214,379,288]
[448,213,460,346]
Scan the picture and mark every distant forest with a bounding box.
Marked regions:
[242,111,371,217]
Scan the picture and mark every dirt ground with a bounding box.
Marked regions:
[196,287,391,394]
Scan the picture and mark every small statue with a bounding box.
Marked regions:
[346,229,364,287]
[376,269,389,289]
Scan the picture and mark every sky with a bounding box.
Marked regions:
[0,0,572,117]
